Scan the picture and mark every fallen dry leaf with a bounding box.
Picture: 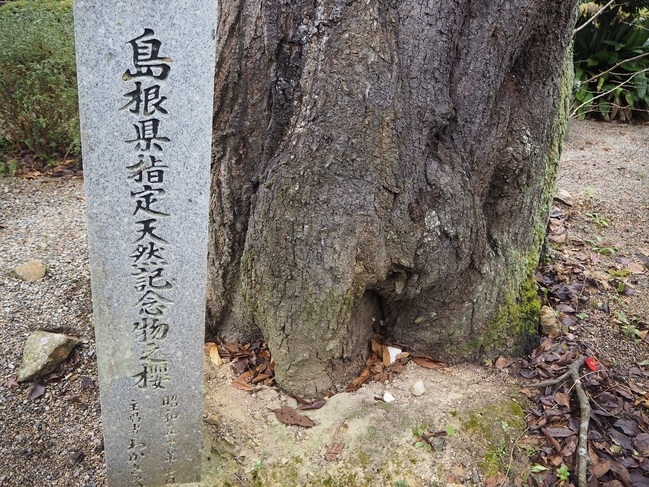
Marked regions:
[325,442,344,462]
[251,373,271,384]
[412,356,444,369]
[273,406,316,428]
[5,376,18,389]
[543,427,576,438]
[594,459,612,478]
[495,356,509,369]
[297,398,327,411]
[485,474,507,487]
[634,433,649,456]
[555,391,571,407]
[27,382,45,400]
[560,435,577,457]
[345,366,372,392]
[382,345,392,367]
[541,427,563,453]
[371,335,384,357]
[231,380,254,393]
[209,344,223,366]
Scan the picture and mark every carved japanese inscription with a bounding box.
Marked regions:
[74,2,217,485]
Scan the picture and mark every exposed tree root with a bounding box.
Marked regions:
[524,356,589,487]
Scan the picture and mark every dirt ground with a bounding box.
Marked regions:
[197,119,649,486]
[0,119,647,486]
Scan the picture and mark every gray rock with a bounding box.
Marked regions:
[17,331,81,382]
[472,468,481,484]
[11,260,46,281]
[410,379,425,396]
[539,305,561,336]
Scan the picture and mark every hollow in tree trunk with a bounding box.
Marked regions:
[207,0,579,399]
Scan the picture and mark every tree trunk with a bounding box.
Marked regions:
[207,0,579,399]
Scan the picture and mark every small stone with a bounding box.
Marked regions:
[17,331,81,382]
[555,189,573,205]
[383,391,395,403]
[410,379,425,396]
[11,260,47,281]
[203,414,220,426]
[431,436,445,451]
[472,469,481,484]
[539,305,561,336]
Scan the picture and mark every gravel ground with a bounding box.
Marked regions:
[0,179,105,486]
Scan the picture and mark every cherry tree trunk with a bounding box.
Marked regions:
[207,0,578,398]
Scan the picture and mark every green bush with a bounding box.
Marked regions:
[573,3,649,121]
[0,0,79,162]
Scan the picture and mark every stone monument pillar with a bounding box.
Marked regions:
[74,1,217,485]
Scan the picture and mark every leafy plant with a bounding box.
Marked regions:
[585,212,610,227]
[530,464,548,473]
[413,426,432,451]
[556,463,570,481]
[0,0,79,162]
[589,237,617,255]
[573,3,649,121]
[0,158,18,178]
[616,310,630,324]
[621,323,643,341]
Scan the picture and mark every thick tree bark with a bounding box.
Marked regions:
[207,0,579,398]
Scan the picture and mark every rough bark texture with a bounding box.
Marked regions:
[207,0,579,398]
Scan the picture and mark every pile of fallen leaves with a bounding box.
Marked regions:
[204,334,445,430]
[520,336,649,486]
[4,152,83,179]
[345,333,444,392]
[205,340,275,392]
[516,203,649,486]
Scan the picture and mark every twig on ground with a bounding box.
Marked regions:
[522,372,571,389]
[523,356,589,487]
[568,357,590,487]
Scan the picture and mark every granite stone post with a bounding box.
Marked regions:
[74,2,217,485]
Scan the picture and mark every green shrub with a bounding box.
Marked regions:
[573,3,649,121]
[0,0,79,162]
